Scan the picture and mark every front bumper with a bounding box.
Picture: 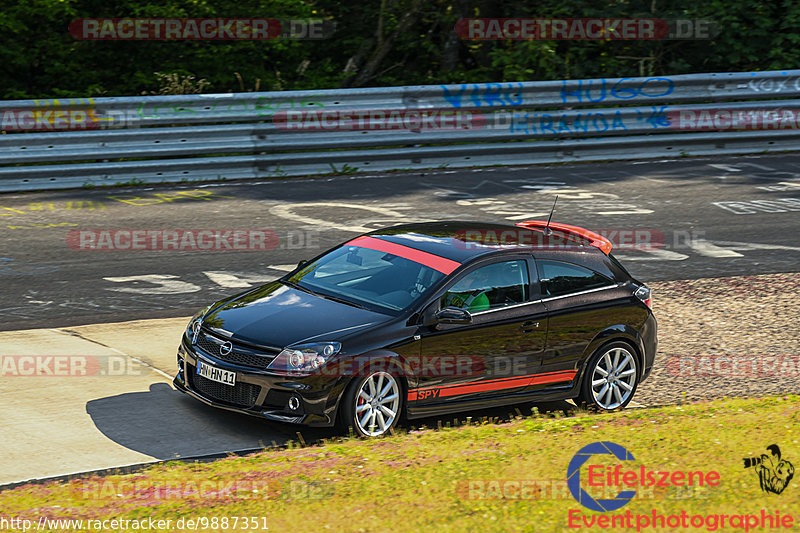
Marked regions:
[173,338,348,427]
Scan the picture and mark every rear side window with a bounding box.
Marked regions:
[537,260,613,298]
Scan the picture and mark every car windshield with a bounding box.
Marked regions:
[285,244,447,313]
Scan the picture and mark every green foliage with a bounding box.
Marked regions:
[144,72,210,95]
[0,0,798,99]
[0,395,798,531]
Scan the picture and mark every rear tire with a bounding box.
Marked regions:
[340,370,403,437]
[577,341,639,411]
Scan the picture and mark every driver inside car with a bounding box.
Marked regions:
[441,268,492,313]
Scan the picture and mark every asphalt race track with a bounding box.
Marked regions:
[1,153,799,484]
[2,153,800,331]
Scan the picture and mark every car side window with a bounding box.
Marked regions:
[537,260,613,298]
[441,260,529,312]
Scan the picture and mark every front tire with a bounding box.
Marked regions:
[578,342,639,411]
[340,370,403,437]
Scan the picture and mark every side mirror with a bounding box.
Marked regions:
[434,306,472,324]
[297,259,309,268]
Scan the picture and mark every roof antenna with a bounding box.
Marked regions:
[543,195,558,236]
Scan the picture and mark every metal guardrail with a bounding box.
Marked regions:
[2,70,800,191]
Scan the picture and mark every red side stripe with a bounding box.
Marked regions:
[407,370,577,401]
[530,371,577,385]
[346,236,460,275]
[438,376,532,397]
[410,369,574,392]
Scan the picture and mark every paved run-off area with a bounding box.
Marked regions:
[0,318,317,486]
[0,271,797,486]
[640,272,800,404]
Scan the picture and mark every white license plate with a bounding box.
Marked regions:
[197,360,236,386]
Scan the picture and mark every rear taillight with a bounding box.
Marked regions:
[634,285,652,309]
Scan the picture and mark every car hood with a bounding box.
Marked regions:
[201,281,389,348]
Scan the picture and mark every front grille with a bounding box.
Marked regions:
[196,335,228,357]
[194,330,280,370]
[189,367,261,408]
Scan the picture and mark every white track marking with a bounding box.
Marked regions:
[712,240,800,252]
[203,271,278,289]
[269,202,414,232]
[267,264,298,272]
[612,249,690,261]
[688,240,744,258]
[104,274,201,294]
[737,162,775,171]
[709,164,742,172]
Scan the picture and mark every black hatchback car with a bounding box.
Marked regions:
[174,221,657,437]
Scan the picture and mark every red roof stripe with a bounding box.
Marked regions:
[346,235,461,275]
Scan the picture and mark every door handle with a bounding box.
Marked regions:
[520,321,540,333]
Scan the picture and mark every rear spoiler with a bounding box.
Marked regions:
[514,221,613,255]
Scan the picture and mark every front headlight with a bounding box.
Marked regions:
[266,342,342,375]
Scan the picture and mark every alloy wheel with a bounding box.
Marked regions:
[355,372,400,436]
[590,347,637,410]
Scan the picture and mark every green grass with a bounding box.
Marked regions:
[2,395,798,532]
